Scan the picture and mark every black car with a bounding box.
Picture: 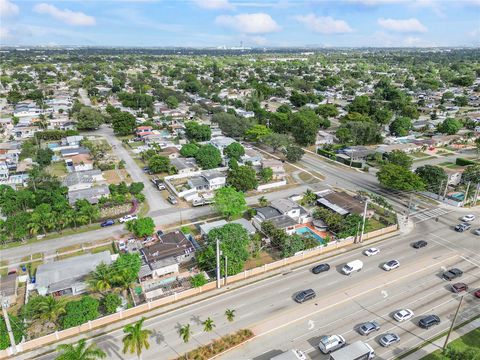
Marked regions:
[455,223,471,232]
[100,219,115,227]
[312,263,330,274]
[443,268,463,281]
[412,240,428,249]
[419,315,440,329]
[294,289,316,303]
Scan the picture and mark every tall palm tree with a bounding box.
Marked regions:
[34,295,66,324]
[122,317,152,360]
[258,196,268,207]
[56,339,106,360]
[302,189,317,206]
[113,268,133,298]
[225,309,236,322]
[202,317,215,333]
[179,323,192,343]
[87,263,113,294]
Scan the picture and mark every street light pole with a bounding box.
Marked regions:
[359,199,368,243]
[224,256,228,286]
[443,295,463,353]
[216,239,221,289]
[1,296,17,355]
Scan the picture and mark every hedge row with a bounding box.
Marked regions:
[317,148,336,159]
[335,155,363,168]
[456,157,476,166]
[176,329,254,360]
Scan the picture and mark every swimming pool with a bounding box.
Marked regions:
[295,227,325,244]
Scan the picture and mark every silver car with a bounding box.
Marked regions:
[379,333,400,347]
[358,321,380,335]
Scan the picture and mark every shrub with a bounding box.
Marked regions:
[456,157,476,166]
[317,148,336,159]
[102,293,122,314]
[190,273,208,288]
[62,296,99,329]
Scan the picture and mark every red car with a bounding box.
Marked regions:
[452,283,468,293]
[474,289,480,298]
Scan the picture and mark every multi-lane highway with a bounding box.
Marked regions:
[25,208,480,360]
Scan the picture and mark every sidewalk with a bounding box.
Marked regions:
[400,318,480,360]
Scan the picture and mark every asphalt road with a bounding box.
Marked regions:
[27,208,480,360]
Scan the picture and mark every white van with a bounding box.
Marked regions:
[318,335,346,354]
[342,260,363,275]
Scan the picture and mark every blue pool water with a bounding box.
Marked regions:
[295,227,325,244]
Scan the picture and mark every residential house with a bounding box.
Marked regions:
[338,146,375,161]
[316,130,336,145]
[198,218,256,237]
[187,171,226,192]
[210,136,236,156]
[63,169,104,191]
[61,147,90,158]
[64,135,84,147]
[35,251,113,296]
[139,231,196,280]
[0,163,9,181]
[171,157,198,174]
[159,146,180,159]
[375,143,421,155]
[68,184,110,205]
[240,148,263,166]
[253,198,310,234]
[261,158,286,180]
[13,126,39,139]
[317,190,374,217]
[70,154,94,172]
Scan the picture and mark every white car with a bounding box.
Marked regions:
[393,309,414,322]
[461,214,476,222]
[364,247,380,256]
[383,259,400,271]
[119,214,138,223]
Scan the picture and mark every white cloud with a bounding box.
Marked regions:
[378,18,427,33]
[0,26,11,39]
[192,0,235,10]
[0,0,19,16]
[215,13,280,33]
[33,3,96,26]
[294,14,352,34]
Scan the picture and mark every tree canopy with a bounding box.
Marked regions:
[213,187,247,219]
[377,163,425,191]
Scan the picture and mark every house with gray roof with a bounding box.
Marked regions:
[171,157,198,174]
[68,184,110,205]
[35,251,112,296]
[63,169,103,191]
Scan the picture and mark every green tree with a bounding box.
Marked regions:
[195,144,222,169]
[212,112,254,138]
[0,313,23,350]
[225,309,236,322]
[180,143,199,157]
[126,217,155,238]
[438,118,462,135]
[245,125,272,142]
[165,95,179,109]
[190,273,208,288]
[284,145,305,162]
[36,148,54,166]
[197,224,250,275]
[462,164,480,184]
[259,133,289,152]
[213,187,247,220]
[203,318,215,333]
[185,121,211,141]
[179,324,192,343]
[148,155,170,173]
[76,106,104,130]
[389,116,412,136]
[88,263,114,294]
[62,296,100,329]
[316,104,339,118]
[111,111,136,136]
[301,189,317,206]
[348,95,370,115]
[227,165,258,192]
[290,109,321,146]
[289,91,309,107]
[259,167,273,183]
[112,253,142,285]
[102,293,122,314]
[26,295,66,324]
[122,318,152,360]
[258,196,269,207]
[415,165,448,193]
[224,142,245,160]
[56,339,106,360]
[377,163,425,191]
[386,150,413,169]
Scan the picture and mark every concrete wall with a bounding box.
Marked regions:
[256,180,287,191]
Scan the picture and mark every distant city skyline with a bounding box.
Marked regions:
[1,0,479,48]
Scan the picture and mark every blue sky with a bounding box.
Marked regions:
[1,0,479,47]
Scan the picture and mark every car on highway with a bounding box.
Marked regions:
[167,195,178,205]
[393,309,414,322]
[312,263,330,274]
[455,223,471,232]
[358,321,380,335]
[412,240,428,249]
[461,214,476,222]
[100,219,115,227]
[474,228,480,236]
[419,315,441,329]
[383,260,400,271]
[318,334,346,354]
[451,282,468,293]
[294,289,316,303]
[119,214,138,223]
[442,268,463,281]
[474,289,480,298]
[379,333,400,347]
[363,248,380,256]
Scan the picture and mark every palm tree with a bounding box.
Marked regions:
[302,189,317,206]
[122,317,152,360]
[258,196,268,207]
[34,295,66,324]
[56,339,106,360]
[87,263,113,294]
[113,268,133,298]
[202,317,215,333]
[179,323,192,343]
[225,309,236,322]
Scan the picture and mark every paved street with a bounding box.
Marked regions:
[24,208,480,360]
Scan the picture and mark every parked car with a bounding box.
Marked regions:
[473,228,480,236]
[312,263,330,274]
[118,241,127,251]
[451,282,468,293]
[119,214,138,223]
[455,223,471,232]
[318,335,346,354]
[167,195,178,205]
[443,268,463,281]
[461,214,476,222]
[379,333,400,347]
[393,309,414,322]
[101,219,115,227]
[474,289,480,298]
[412,240,428,249]
[156,229,164,237]
[419,315,441,329]
[364,248,380,256]
[151,178,166,190]
[294,289,316,303]
[358,321,380,335]
[383,260,400,271]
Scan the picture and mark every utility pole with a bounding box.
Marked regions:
[224,256,228,286]
[443,179,449,200]
[464,181,471,206]
[443,295,463,353]
[473,183,480,207]
[406,193,414,220]
[216,239,221,289]
[1,296,17,355]
[438,180,444,200]
[359,199,368,243]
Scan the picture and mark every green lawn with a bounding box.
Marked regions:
[410,152,431,159]
[421,328,480,360]
[46,161,67,177]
